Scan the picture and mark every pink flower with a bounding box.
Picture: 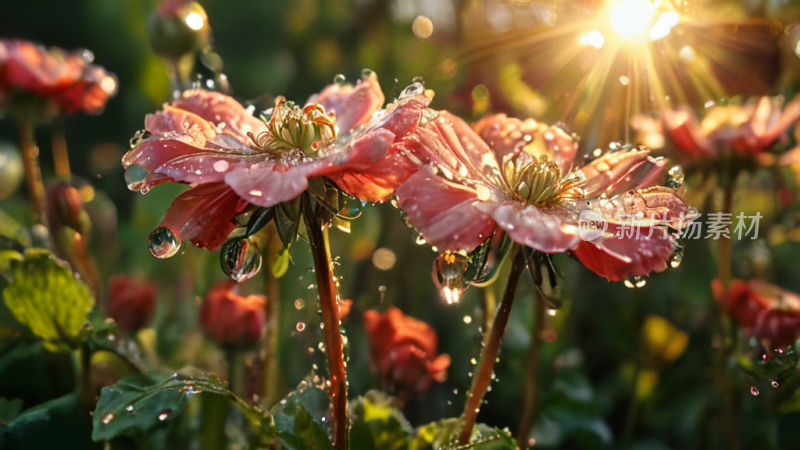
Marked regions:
[124,76,430,251]
[363,307,450,401]
[713,278,800,349]
[395,113,693,282]
[0,40,117,116]
[662,96,800,163]
[199,281,266,348]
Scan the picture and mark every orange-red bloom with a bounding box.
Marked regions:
[363,307,450,401]
[713,278,800,349]
[107,275,158,332]
[199,281,266,348]
[0,40,117,116]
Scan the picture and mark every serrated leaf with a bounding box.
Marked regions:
[2,249,93,351]
[349,390,412,450]
[91,371,269,442]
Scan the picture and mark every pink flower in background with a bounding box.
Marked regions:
[200,281,266,348]
[363,307,450,401]
[395,113,693,282]
[124,76,431,252]
[0,40,117,115]
[662,95,800,163]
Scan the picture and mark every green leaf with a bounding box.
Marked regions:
[2,249,93,351]
[91,371,268,442]
[0,209,31,249]
[0,397,23,423]
[82,322,145,374]
[0,393,101,449]
[270,373,333,450]
[271,246,291,278]
[349,390,412,450]
[410,418,516,450]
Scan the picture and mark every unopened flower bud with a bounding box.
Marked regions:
[199,281,266,349]
[363,307,450,402]
[107,275,158,331]
[46,182,91,235]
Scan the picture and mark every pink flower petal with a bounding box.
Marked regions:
[662,107,714,159]
[396,165,496,252]
[572,226,674,281]
[759,95,800,149]
[310,76,385,135]
[482,201,582,253]
[579,150,657,198]
[159,182,250,250]
[473,114,578,173]
[226,129,396,207]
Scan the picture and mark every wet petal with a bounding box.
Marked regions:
[226,129,395,207]
[579,150,657,198]
[473,114,578,173]
[396,165,496,252]
[311,75,385,135]
[168,89,266,142]
[589,187,692,229]
[159,182,250,250]
[572,226,675,281]
[482,201,582,253]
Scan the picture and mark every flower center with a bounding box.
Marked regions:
[250,96,337,159]
[501,154,585,205]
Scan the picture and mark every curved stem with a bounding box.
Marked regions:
[304,207,348,450]
[16,116,46,223]
[458,247,525,445]
[516,287,545,448]
[51,118,71,178]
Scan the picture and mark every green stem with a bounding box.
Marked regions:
[458,247,525,445]
[79,341,93,406]
[516,287,545,448]
[51,118,71,178]
[259,253,281,406]
[226,350,246,399]
[16,116,46,223]
[304,206,348,450]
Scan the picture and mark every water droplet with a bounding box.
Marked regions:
[149,227,180,259]
[669,253,683,268]
[361,68,375,80]
[125,405,134,412]
[666,165,685,190]
[296,322,306,332]
[772,381,780,388]
[463,315,472,324]
[220,237,262,282]
[420,108,438,125]
[399,82,425,100]
[415,235,427,245]
[623,275,647,288]
[333,74,346,86]
[80,49,95,63]
[102,413,114,424]
[294,299,305,310]
[751,386,760,396]
[412,76,425,85]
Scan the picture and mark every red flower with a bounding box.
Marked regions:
[395,113,693,282]
[124,75,430,251]
[713,279,800,349]
[363,307,450,400]
[107,275,158,332]
[662,96,800,163]
[199,281,266,348]
[0,40,117,115]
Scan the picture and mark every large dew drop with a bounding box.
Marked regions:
[220,237,262,282]
[399,82,425,100]
[149,227,180,259]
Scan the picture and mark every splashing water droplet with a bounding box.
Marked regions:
[399,82,425,100]
[333,74,346,86]
[220,237,262,282]
[751,386,760,396]
[149,227,180,259]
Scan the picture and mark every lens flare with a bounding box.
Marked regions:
[608,0,656,41]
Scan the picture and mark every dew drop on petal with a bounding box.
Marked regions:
[333,74,346,86]
[213,160,230,172]
[149,227,180,259]
[220,237,263,282]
